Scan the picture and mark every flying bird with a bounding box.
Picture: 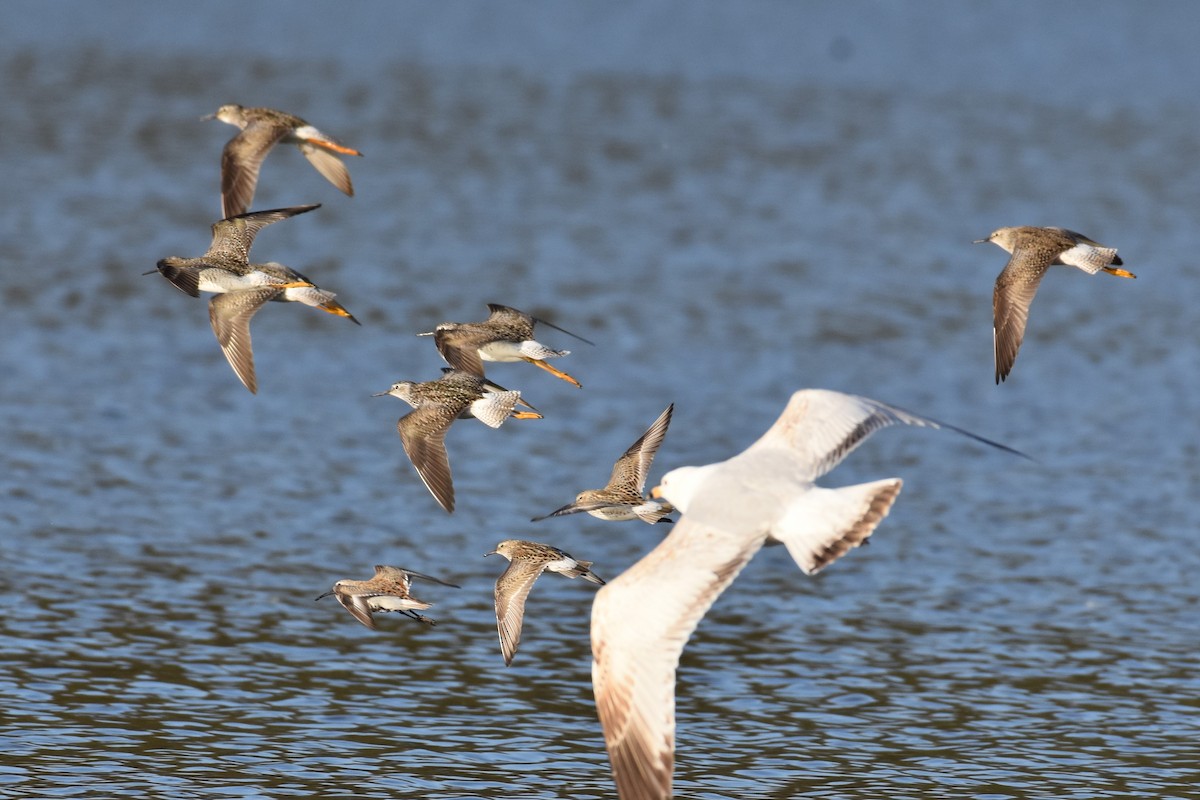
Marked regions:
[150,204,358,394]
[487,539,605,666]
[533,403,676,524]
[975,226,1135,383]
[316,565,459,628]
[419,303,591,388]
[376,369,542,513]
[591,388,1027,800]
[205,104,363,218]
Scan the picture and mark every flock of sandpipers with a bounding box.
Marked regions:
[149,104,1134,799]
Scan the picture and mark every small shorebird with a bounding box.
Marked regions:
[150,204,358,394]
[376,369,542,514]
[532,403,676,525]
[316,565,459,628]
[975,226,1135,383]
[591,389,1027,800]
[486,539,605,666]
[419,303,591,389]
[205,104,363,218]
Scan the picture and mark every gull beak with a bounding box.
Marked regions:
[650,485,664,499]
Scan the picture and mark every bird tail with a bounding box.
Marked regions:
[769,478,903,575]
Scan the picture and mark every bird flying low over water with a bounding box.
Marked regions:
[486,539,604,666]
[376,369,542,514]
[149,204,358,394]
[419,303,592,389]
[205,104,363,218]
[316,565,459,628]
[975,225,1135,384]
[533,403,676,524]
[590,388,1028,800]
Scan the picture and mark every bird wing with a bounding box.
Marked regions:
[433,328,487,376]
[606,403,674,493]
[747,389,1025,481]
[299,142,354,196]
[207,288,281,394]
[340,593,378,630]
[219,121,292,218]
[591,516,766,800]
[397,404,458,513]
[992,257,1045,383]
[494,560,544,666]
[205,205,320,263]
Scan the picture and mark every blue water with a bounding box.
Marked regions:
[2,3,1199,798]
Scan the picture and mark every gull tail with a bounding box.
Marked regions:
[770,478,903,575]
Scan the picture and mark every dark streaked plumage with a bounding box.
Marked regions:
[533,403,676,524]
[376,369,542,514]
[486,539,605,666]
[316,565,459,629]
[592,389,1027,800]
[420,303,591,388]
[150,204,358,394]
[975,225,1135,383]
[205,104,363,218]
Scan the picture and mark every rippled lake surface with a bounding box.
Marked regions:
[3,3,1199,798]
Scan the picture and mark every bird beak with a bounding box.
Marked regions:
[530,503,581,521]
[972,238,988,244]
[371,390,391,397]
[315,590,335,601]
[200,113,216,121]
[484,550,497,558]
[650,485,664,499]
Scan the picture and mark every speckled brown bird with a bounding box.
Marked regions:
[975,226,1135,383]
[486,539,604,666]
[375,369,542,514]
[316,565,459,629]
[532,403,676,524]
[205,104,362,217]
[420,303,591,388]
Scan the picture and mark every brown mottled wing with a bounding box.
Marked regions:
[397,403,459,513]
[208,287,281,395]
[493,559,545,666]
[220,121,292,218]
[339,593,378,630]
[992,256,1045,383]
[606,404,674,494]
[204,204,321,263]
[433,327,488,376]
[299,142,354,196]
[485,303,536,336]
[591,517,765,800]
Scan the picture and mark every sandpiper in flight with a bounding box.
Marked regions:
[420,303,591,389]
[150,204,358,394]
[975,225,1135,383]
[376,369,542,513]
[316,565,460,628]
[532,403,676,524]
[486,539,605,666]
[205,104,363,218]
